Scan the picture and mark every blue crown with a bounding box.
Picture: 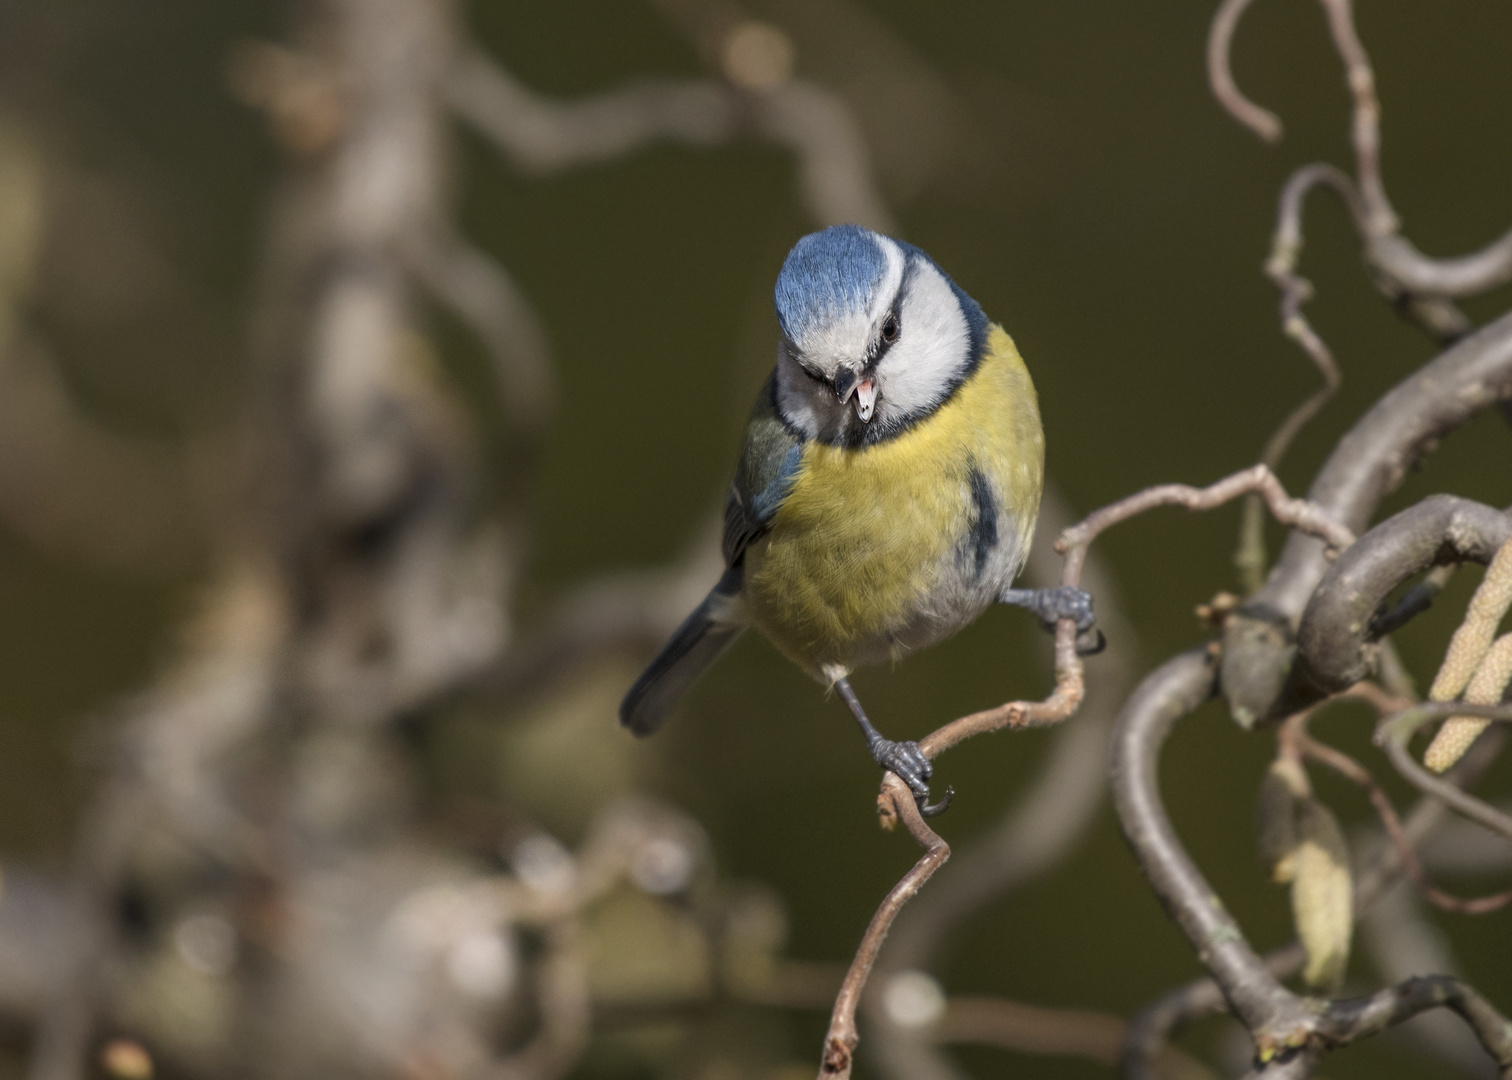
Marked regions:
[773,225,886,345]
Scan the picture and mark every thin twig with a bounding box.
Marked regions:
[1377,702,1512,842]
[1314,0,1395,235]
[916,466,1348,762]
[1206,0,1281,142]
[1258,164,1356,465]
[1295,727,1512,914]
[1234,166,1362,591]
[1060,464,1355,575]
[817,774,950,1079]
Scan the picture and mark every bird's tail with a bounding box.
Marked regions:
[620,568,745,736]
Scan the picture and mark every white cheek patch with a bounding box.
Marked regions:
[876,260,970,420]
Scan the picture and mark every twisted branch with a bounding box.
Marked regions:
[818,774,950,1079]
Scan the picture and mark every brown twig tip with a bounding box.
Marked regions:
[1208,0,1282,142]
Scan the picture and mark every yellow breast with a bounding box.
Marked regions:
[743,325,1043,676]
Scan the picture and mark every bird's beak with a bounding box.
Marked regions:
[835,369,877,424]
[853,378,877,423]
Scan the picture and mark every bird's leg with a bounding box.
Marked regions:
[833,676,953,817]
[1000,586,1105,655]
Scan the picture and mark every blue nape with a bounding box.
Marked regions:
[773,225,886,344]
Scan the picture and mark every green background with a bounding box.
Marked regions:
[1,2,1510,1077]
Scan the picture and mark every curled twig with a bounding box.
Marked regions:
[1295,495,1512,700]
[1058,464,1355,574]
[1234,165,1360,592]
[1259,165,1355,436]
[446,45,891,231]
[1314,0,1395,235]
[1206,0,1280,142]
[818,774,950,1079]
[917,467,1346,764]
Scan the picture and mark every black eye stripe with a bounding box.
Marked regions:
[869,258,914,364]
[869,301,904,364]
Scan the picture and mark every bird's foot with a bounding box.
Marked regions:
[870,737,953,817]
[1000,586,1105,655]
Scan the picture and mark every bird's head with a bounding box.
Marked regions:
[772,225,987,445]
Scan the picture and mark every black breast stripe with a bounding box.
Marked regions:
[966,462,998,580]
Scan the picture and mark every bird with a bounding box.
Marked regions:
[619,224,1094,814]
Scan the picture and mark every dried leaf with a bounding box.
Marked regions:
[1291,798,1353,992]
[1256,756,1309,883]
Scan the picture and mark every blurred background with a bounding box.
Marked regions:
[0,1,1509,1078]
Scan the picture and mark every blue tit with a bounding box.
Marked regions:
[620,225,1094,814]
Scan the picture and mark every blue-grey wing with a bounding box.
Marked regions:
[722,373,804,568]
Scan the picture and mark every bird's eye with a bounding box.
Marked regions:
[881,314,900,343]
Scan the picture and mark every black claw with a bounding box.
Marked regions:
[919,785,954,817]
[1075,627,1107,656]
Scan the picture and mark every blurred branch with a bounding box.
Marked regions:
[446,49,738,172]
[475,516,724,702]
[1315,976,1512,1073]
[405,224,555,443]
[1110,649,1310,1046]
[1211,0,1509,327]
[447,41,892,230]
[1313,0,1393,235]
[937,996,1217,1080]
[0,112,212,573]
[1205,0,1280,142]
[1357,880,1494,1078]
